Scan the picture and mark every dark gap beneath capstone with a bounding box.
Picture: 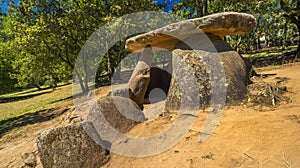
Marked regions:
[144,65,172,104]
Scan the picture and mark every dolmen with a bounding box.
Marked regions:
[125,12,257,111]
[36,12,257,167]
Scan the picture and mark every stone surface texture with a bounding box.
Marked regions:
[36,123,110,168]
[88,96,146,133]
[21,152,37,168]
[126,12,256,52]
[165,34,250,111]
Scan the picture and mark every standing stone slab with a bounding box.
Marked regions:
[127,46,153,107]
[165,34,249,111]
[165,49,212,111]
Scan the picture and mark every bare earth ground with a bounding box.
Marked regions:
[1,63,300,168]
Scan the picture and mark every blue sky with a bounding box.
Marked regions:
[1,0,180,14]
[1,0,10,13]
[158,0,181,11]
[1,0,20,14]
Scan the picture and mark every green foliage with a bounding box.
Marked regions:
[170,0,299,54]
[5,0,165,93]
[279,0,300,54]
[0,15,18,94]
[0,43,18,93]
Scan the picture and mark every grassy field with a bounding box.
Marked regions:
[0,84,73,121]
[242,46,298,68]
[242,45,297,58]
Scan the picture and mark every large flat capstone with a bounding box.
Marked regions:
[126,12,256,52]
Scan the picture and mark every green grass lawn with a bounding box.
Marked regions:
[242,45,297,58]
[0,84,73,121]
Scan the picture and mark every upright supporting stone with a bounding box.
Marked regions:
[165,34,249,111]
[128,46,153,107]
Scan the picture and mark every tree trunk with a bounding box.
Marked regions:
[202,0,208,16]
[74,69,89,93]
[195,1,202,17]
[33,84,42,90]
[272,31,277,47]
[113,42,125,81]
[113,65,121,80]
[282,19,289,50]
[256,18,260,49]
[257,36,261,49]
[292,24,300,63]
[82,55,89,93]
[253,36,257,50]
[297,24,300,56]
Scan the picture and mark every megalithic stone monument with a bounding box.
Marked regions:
[125,12,257,111]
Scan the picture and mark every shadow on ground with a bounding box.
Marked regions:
[0,83,72,104]
[0,90,53,104]
[246,51,299,67]
[50,96,73,104]
[0,107,69,137]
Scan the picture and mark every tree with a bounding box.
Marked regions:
[280,0,300,55]
[170,0,298,53]
[0,14,17,93]
[8,0,165,93]
[172,0,208,18]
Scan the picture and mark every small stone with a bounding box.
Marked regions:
[21,152,36,168]
[279,86,287,92]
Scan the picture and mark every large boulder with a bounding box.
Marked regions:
[36,123,110,168]
[87,96,146,134]
[165,34,249,111]
[37,96,146,168]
